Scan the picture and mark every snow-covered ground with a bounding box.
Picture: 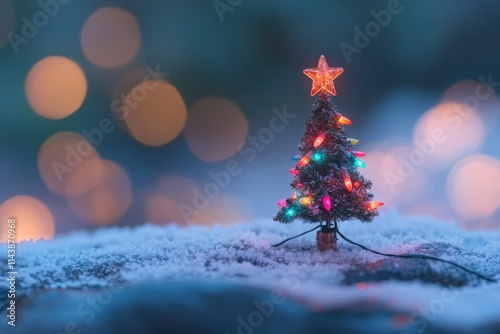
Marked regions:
[0,210,499,334]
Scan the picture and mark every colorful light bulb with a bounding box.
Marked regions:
[299,196,312,206]
[354,180,361,189]
[277,199,287,208]
[322,194,332,211]
[354,158,366,168]
[348,138,359,145]
[297,156,310,167]
[312,151,324,162]
[341,169,352,192]
[291,155,300,161]
[335,114,352,125]
[285,208,296,217]
[297,152,312,167]
[289,168,298,175]
[352,151,365,157]
[313,134,325,147]
[364,201,384,211]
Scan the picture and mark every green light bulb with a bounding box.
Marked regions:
[354,158,366,168]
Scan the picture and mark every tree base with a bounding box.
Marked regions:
[316,228,338,251]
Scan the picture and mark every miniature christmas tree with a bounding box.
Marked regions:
[274,55,383,251]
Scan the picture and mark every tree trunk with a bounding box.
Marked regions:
[316,218,338,251]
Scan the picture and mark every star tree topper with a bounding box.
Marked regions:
[303,55,344,96]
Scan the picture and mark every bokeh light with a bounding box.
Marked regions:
[0,0,16,49]
[146,195,182,225]
[442,80,500,133]
[124,81,187,146]
[0,195,55,242]
[447,154,500,220]
[184,97,249,162]
[413,102,485,169]
[404,203,452,222]
[81,7,141,68]
[146,174,200,225]
[25,56,87,119]
[362,144,426,207]
[188,194,245,226]
[65,158,104,196]
[38,132,101,195]
[146,174,252,225]
[111,68,151,132]
[67,160,132,225]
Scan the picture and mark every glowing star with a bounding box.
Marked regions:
[303,55,344,96]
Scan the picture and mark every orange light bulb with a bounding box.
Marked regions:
[299,197,312,206]
[364,201,384,211]
[341,169,352,192]
[313,134,325,148]
[297,156,310,167]
[297,152,312,167]
[335,114,352,125]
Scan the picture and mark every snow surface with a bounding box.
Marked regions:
[0,210,499,334]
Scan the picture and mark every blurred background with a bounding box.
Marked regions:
[0,0,499,242]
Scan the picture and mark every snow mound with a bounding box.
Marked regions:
[0,211,499,333]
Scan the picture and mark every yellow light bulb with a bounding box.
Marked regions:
[348,138,359,145]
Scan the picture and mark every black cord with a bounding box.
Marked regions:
[271,223,497,283]
[335,224,497,283]
[271,225,321,247]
